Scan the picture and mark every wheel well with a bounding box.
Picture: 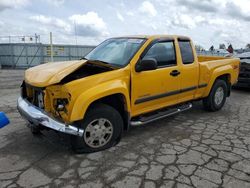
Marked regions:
[216,74,231,96]
[87,94,130,131]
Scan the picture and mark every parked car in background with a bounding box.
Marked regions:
[215,49,230,55]
[234,52,250,88]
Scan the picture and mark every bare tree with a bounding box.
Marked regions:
[195,45,205,51]
[219,44,226,49]
[227,44,234,53]
[209,45,214,51]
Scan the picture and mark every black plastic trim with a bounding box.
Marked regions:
[177,37,191,41]
[180,86,197,93]
[198,83,208,88]
[134,84,208,104]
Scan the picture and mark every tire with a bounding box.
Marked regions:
[203,79,228,112]
[71,103,123,153]
[30,125,41,135]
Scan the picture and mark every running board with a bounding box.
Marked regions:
[130,103,192,126]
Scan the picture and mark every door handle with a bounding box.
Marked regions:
[170,70,180,77]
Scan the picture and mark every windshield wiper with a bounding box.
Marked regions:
[88,59,120,68]
[80,57,88,60]
[89,59,109,64]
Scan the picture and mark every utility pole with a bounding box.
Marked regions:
[35,33,37,43]
[74,20,79,57]
[74,20,78,45]
[50,32,53,62]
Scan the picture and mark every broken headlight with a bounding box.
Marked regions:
[55,98,68,112]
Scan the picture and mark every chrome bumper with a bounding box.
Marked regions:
[17,97,84,136]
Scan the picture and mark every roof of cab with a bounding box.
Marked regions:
[114,35,191,40]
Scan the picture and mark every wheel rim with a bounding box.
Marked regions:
[214,86,224,106]
[84,118,113,148]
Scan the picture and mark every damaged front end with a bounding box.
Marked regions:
[17,82,84,136]
[17,56,119,137]
[21,82,72,123]
[17,60,116,136]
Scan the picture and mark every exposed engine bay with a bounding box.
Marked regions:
[60,62,115,84]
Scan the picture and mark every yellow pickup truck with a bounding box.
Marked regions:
[17,35,239,153]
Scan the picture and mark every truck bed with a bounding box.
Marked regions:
[198,55,239,70]
[198,55,228,62]
[197,55,240,98]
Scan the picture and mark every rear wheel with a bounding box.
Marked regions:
[71,103,123,153]
[203,79,228,111]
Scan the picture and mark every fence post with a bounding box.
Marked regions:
[11,44,14,68]
[40,43,44,64]
[50,32,53,62]
[25,43,29,66]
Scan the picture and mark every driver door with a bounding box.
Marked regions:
[131,39,181,117]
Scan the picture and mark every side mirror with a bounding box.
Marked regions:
[135,58,157,72]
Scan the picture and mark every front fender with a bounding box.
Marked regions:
[69,80,130,122]
[203,65,233,97]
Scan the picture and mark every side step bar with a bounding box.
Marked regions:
[130,103,192,126]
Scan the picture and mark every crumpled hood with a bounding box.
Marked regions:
[25,60,87,87]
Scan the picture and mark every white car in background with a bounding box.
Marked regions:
[215,49,230,55]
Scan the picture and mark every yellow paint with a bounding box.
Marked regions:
[24,35,240,123]
[25,60,88,87]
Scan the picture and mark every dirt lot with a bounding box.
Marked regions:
[0,69,250,188]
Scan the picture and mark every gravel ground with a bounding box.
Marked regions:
[0,69,250,188]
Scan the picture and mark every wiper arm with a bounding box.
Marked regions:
[88,59,120,69]
[89,59,109,64]
[80,57,88,60]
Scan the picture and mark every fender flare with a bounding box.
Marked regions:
[203,65,233,97]
[69,80,130,122]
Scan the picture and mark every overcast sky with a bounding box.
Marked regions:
[0,0,249,49]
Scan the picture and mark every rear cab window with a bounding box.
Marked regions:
[178,39,194,64]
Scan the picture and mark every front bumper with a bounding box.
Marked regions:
[17,97,84,136]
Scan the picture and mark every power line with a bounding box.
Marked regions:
[0,34,41,44]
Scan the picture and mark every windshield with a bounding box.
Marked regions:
[85,38,145,67]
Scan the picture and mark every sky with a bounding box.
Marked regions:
[0,0,250,49]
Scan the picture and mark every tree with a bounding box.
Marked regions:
[246,44,250,49]
[209,45,214,51]
[227,44,234,53]
[195,45,205,51]
[219,44,226,49]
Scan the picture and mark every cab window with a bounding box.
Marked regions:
[143,41,176,68]
[178,40,194,64]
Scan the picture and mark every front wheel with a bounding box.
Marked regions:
[203,79,228,112]
[29,124,41,135]
[71,103,123,153]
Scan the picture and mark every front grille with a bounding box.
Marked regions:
[37,92,44,108]
[21,81,45,109]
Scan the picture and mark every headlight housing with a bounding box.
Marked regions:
[54,98,68,112]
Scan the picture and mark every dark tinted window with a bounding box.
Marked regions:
[143,41,176,67]
[179,41,194,64]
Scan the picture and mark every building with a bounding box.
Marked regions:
[0,43,95,69]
